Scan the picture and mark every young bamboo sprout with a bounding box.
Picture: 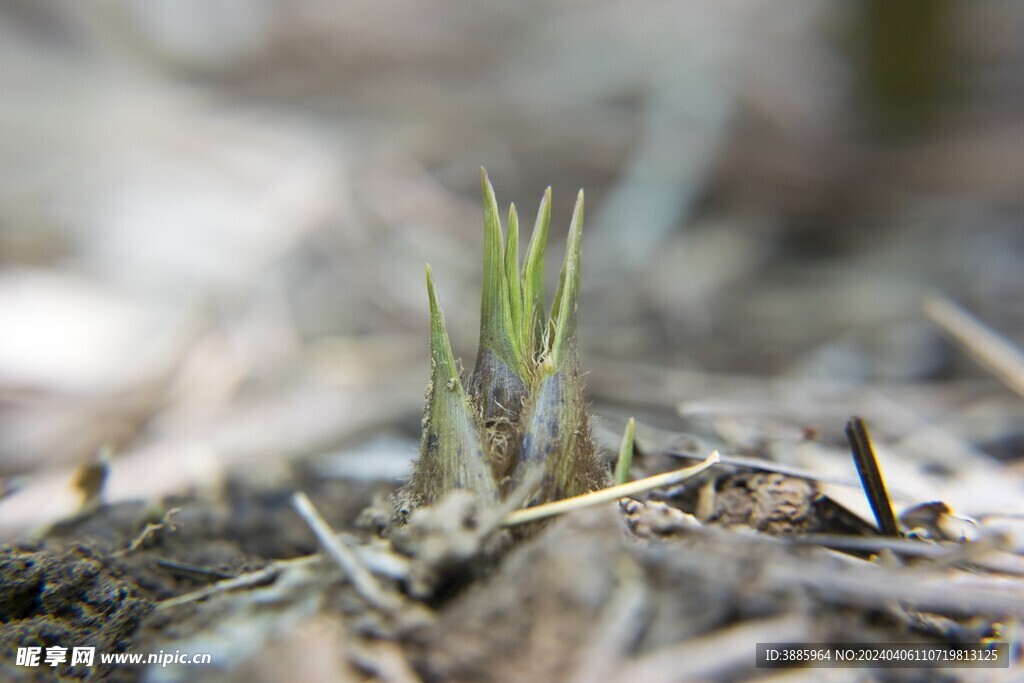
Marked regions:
[399,170,607,517]
[510,190,605,503]
[403,265,499,510]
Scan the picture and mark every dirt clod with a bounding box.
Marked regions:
[0,544,152,682]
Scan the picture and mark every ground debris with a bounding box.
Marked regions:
[709,471,819,534]
[417,507,627,683]
[389,491,512,601]
[620,498,701,538]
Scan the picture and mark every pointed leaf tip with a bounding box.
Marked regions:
[425,263,435,316]
[425,264,456,373]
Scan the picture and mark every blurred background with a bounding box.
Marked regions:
[2,0,1023,536]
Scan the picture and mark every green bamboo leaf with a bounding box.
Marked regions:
[521,187,551,357]
[478,168,523,372]
[549,190,584,369]
[409,265,498,504]
[614,418,636,485]
[505,203,523,341]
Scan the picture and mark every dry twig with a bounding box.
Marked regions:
[610,614,812,683]
[925,294,1024,398]
[156,556,318,611]
[292,491,401,613]
[845,417,901,537]
[502,451,719,527]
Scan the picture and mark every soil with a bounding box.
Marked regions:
[0,544,150,682]
[0,458,1014,683]
[0,474,390,682]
